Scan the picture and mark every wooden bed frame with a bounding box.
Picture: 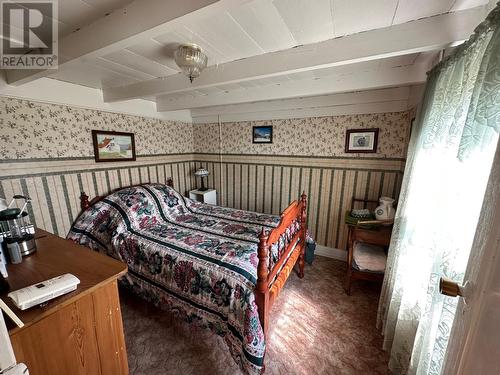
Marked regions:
[79,177,307,338]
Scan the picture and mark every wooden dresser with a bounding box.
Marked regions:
[1,229,128,375]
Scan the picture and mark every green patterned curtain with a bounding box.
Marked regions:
[377,4,500,375]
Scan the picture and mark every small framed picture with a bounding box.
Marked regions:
[345,128,379,153]
[252,126,273,144]
[92,130,136,162]
[409,117,416,140]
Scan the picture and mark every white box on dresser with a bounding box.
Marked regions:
[189,189,217,205]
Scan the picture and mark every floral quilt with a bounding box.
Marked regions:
[67,183,282,374]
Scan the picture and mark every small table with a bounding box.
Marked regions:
[189,189,217,205]
[345,218,393,295]
[1,229,128,375]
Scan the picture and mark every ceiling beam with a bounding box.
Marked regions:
[408,84,426,109]
[192,101,410,123]
[191,86,410,116]
[157,63,427,111]
[5,0,246,86]
[190,87,413,123]
[104,6,486,103]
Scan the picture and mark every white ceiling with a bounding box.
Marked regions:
[57,0,134,36]
[2,0,492,114]
[50,0,488,86]
[4,0,135,38]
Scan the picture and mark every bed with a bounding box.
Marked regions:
[68,178,307,374]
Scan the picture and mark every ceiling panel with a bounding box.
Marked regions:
[127,39,180,71]
[229,0,296,52]
[183,12,265,63]
[332,0,398,37]
[49,62,141,89]
[102,49,178,77]
[92,57,156,81]
[272,0,334,45]
[392,0,456,24]
[154,29,228,67]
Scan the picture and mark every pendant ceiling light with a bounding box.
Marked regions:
[174,43,208,83]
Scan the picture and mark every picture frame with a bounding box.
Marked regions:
[345,128,379,153]
[92,130,136,162]
[252,126,273,144]
[409,117,416,141]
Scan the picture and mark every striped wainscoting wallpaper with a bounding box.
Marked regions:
[193,154,405,250]
[1,153,404,250]
[0,154,198,237]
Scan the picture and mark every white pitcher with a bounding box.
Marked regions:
[375,196,395,220]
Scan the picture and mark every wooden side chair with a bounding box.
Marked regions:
[345,198,392,295]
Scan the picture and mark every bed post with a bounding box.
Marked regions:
[80,192,90,211]
[298,191,307,279]
[255,228,270,336]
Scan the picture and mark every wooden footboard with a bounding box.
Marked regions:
[254,192,307,336]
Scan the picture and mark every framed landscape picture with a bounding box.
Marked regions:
[345,128,379,153]
[92,130,136,162]
[252,126,273,144]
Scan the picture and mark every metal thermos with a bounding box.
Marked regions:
[6,241,22,264]
[0,195,36,259]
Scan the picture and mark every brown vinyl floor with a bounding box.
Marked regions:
[120,256,389,375]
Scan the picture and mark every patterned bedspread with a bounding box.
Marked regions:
[67,183,281,374]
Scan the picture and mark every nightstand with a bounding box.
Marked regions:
[189,189,217,205]
[344,197,393,295]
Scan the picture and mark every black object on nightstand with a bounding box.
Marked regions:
[0,275,9,294]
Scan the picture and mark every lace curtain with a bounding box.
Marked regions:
[377,5,500,375]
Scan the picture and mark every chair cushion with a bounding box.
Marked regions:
[352,241,387,273]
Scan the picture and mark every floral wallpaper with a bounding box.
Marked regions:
[0,96,193,159]
[0,95,411,160]
[194,112,412,158]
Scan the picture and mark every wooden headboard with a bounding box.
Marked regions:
[80,177,174,211]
